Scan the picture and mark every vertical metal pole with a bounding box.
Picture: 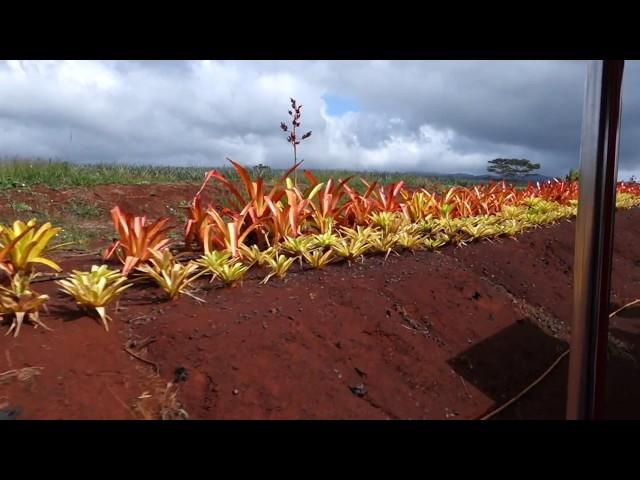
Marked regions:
[566,60,624,420]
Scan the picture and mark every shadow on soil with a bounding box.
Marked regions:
[48,305,91,323]
[448,319,568,419]
[449,317,640,419]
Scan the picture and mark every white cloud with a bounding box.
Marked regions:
[317,114,503,173]
[1,59,639,177]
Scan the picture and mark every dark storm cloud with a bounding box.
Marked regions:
[323,61,588,174]
[1,60,639,178]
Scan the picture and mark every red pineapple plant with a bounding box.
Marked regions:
[400,190,430,223]
[183,168,237,250]
[618,179,640,196]
[184,193,212,250]
[201,204,260,258]
[480,182,518,215]
[434,187,460,219]
[366,179,405,212]
[104,206,172,275]
[303,171,353,232]
[203,158,302,248]
[263,181,323,243]
[341,179,379,226]
[184,158,302,251]
[183,166,228,250]
[518,179,578,205]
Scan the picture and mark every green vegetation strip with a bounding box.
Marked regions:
[1,158,511,190]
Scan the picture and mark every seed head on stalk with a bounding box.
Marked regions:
[280,98,312,185]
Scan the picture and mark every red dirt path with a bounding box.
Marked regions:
[0,184,220,220]
[1,185,639,419]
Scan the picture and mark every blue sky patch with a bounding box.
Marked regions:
[323,93,359,116]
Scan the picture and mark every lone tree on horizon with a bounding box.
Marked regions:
[487,158,541,179]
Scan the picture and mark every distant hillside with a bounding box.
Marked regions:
[416,172,556,183]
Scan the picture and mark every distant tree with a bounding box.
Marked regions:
[487,158,541,179]
[565,168,580,182]
[252,163,271,179]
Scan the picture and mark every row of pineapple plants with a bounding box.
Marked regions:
[2,159,640,337]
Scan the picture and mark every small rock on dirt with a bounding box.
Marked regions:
[174,366,188,383]
[349,384,367,397]
[0,406,21,420]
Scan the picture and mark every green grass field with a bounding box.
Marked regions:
[0,158,208,188]
[0,157,520,191]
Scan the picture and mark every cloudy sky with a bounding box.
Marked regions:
[1,60,640,179]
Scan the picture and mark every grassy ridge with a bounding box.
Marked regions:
[0,158,208,188]
[0,158,494,190]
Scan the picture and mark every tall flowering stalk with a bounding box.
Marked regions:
[280,97,312,185]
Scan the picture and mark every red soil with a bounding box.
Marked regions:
[0,183,228,251]
[0,184,222,220]
[1,184,639,420]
